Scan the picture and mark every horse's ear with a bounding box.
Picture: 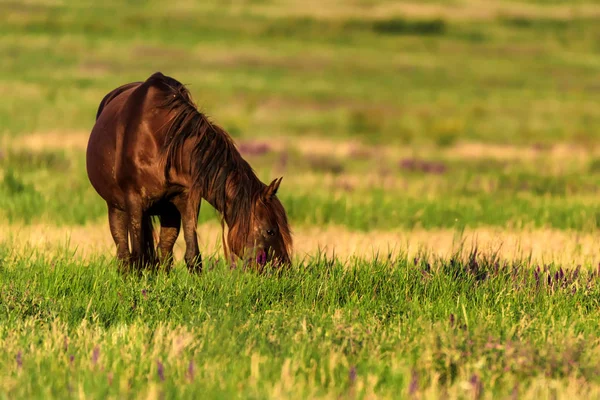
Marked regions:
[264,177,283,200]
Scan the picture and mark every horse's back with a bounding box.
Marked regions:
[91,72,177,143]
[95,81,142,120]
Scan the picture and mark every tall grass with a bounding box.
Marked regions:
[1,246,600,398]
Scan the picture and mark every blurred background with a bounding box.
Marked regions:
[2,0,600,260]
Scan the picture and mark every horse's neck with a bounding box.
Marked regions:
[199,167,260,225]
[183,127,262,222]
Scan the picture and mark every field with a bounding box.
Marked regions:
[2,0,600,398]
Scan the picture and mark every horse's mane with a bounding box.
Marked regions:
[149,73,262,229]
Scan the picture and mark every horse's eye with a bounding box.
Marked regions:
[266,229,275,236]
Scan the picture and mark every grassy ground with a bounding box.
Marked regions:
[2,0,600,398]
[3,248,600,399]
[3,0,600,145]
[3,140,600,231]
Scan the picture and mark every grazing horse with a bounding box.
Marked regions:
[86,72,292,272]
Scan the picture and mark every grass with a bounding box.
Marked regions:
[2,246,600,398]
[3,0,600,398]
[2,1,600,144]
[2,145,600,231]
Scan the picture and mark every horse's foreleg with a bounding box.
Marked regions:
[108,205,130,271]
[157,203,181,272]
[174,196,201,273]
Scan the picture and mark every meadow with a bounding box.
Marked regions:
[2,0,600,398]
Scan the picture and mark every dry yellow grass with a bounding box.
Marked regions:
[241,0,600,22]
[6,131,90,152]
[7,130,600,162]
[2,222,599,267]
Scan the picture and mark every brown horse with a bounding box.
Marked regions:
[86,72,292,272]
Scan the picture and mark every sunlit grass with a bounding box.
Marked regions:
[2,246,600,398]
[3,0,600,398]
[3,144,600,231]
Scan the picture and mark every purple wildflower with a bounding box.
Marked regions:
[399,158,447,175]
[470,374,483,399]
[69,355,75,365]
[400,158,417,170]
[142,289,147,299]
[348,366,357,384]
[16,351,22,369]
[187,360,195,382]
[157,360,165,381]
[92,346,100,365]
[238,141,271,156]
[409,369,419,396]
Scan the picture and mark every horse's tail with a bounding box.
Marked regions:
[95,82,142,120]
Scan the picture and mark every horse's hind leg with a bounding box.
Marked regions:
[125,193,147,271]
[157,203,181,271]
[141,215,158,269]
[108,205,130,270]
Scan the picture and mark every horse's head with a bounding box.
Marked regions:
[227,177,292,269]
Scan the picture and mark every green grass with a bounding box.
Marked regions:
[2,246,600,398]
[2,1,600,144]
[3,148,600,231]
[3,0,600,398]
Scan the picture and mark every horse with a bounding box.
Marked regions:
[86,72,292,272]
